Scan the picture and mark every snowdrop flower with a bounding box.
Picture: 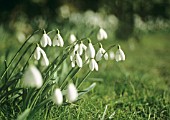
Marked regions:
[22,65,43,88]
[53,30,64,47]
[70,51,83,68]
[97,28,108,41]
[109,51,115,60]
[78,41,87,55]
[34,46,49,66]
[89,58,98,71]
[86,40,95,58]
[40,32,52,47]
[115,45,125,62]
[53,88,63,105]
[69,34,76,44]
[96,44,108,61]
[67,83,78,102]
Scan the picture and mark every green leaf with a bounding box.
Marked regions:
[17,108,30,120]
[78,82,96,97]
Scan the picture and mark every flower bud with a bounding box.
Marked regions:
[67,83,78,102]
[53,88,63,105]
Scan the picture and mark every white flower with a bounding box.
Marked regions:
[34,46,42,60]
[67,83,78,102]
[89,58,98,71]
[53,33,64,47]
[109,51,115,60]
[34,46,49,66]
[97,28,107,41]
[22,65,43,88]
[69,34,76,44]
[53,88,63,105]
[96,46,108,61]
[75,53,83,67]
[115,45,125,62]
[70,51,83,68]
[86,41,95,58]
[78,42,87,55]
[40,33,52,47]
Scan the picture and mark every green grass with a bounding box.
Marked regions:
[0,31,170,119]
[27,33,170,120]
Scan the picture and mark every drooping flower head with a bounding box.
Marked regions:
[97,28,108,41]
[40,30,52,47]
[34,45,49,66]
[89,58,98,71]
[86,39,95,59]
[53,29,64,47]
[96,43,108,61]
[22,65,43,88]
[78,41,87,56]
[115,45,125,62]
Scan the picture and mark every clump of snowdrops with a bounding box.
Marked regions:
[0,28,125,119]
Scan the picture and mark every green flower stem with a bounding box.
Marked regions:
[0,88,23,103]
[0,29,41,81]
[103,44,116,55]
[77,70,92,88]
[7,43,35,81]
[29,53,69,109]
[60,67,75,90]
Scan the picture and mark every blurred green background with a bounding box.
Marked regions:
[0,0,170,119]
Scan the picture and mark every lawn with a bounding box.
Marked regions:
[30,32,170,119]
[0,30,170,119]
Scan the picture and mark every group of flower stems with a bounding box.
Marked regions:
[22,28,125,106]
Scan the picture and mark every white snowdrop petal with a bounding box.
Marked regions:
[40,34,48,47]
[81,43,87,50]
[67,83,78,102]
[54,88,63,105]
[34,47,41,60]
[78,45,83,55]
[97,28,108,41]
[96,49,103,61]
[69,34,76,44]
[119,49,125,61]
[115,48,125,62]
[46,35,52,46]
[76,54,83,67]
[22,65,43,88]
[74,44,79,51]
[94,59,99,71]
[104,53,109,60]
[38,48,49,66]
[43,55,50,66]
[87,43,95,58]
[89,59,95,71]
[71,60,76,68]
[58,34,64,47]
[109,51,115,60]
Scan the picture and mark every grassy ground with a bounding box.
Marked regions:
[41,33,170,120]
[0,31,170,120]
